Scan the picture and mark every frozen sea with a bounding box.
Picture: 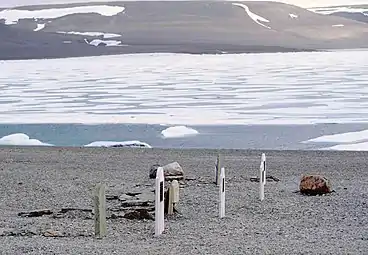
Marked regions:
[1,50,368,150]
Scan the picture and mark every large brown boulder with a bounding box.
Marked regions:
[299,175,332,195]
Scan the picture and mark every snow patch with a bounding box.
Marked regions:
[34,23,45,31]
[232,3,271,29]
[0,133,52,146]
[58,31,122,39]
[84,140,151,148]
[289,13,298,18]
[332,24,344,27]
[0,5,125,25]
[86,39,122,47]
[161,126,199,138]
[309,7,368,15]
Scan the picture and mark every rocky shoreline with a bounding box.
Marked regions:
[0,147,367,254]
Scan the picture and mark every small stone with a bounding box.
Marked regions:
[300,175,332,195]
[43,230,63,237]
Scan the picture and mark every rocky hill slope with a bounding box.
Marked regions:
[1,1,368,60]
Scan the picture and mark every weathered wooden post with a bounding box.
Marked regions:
[155,167,165,236]
[168,180,180,215]
[259,153,266,201]
[215,154,223,185]
[93,183,107,239]
[219,167,225,218]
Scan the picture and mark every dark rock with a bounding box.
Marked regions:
[123,209,154,220]
[300,175,332,195]
[18,209,53,217]
[121,200,151,207]
[125,192,141,196]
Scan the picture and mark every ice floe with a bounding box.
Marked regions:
[84,140,152,148]
[0,5,125,25]
[289,13,298,18]
[58,31,122,39]
[34,23,45,31]
[232,3,271,29]
[0,133,53,146]
[161,126,199,138]
[85,39,122,47]
[304,129,368,144]
[332,24,345,27]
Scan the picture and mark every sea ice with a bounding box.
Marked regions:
[161,126,199,138]
[57,31,122,39]
[0,133,52,146]
[34,23,45,31]
[304,129,368,144]
[232,3,271,29]
[332,24,345,27]
[86,39,122,47]
[84,140,152,148]
[0,5,125,25]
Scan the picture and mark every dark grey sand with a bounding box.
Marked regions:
[0,147,367,254]
[1,1,368,60]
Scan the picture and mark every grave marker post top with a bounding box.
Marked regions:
[261,153,266,185]
[215,154,223,185]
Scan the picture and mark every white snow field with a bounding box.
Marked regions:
[84,140,152,148]
[232,3,271,29]
[0,50,368,125]
[0,5,125,25]
[57,31,122,39]
[0,133,52,146]
[161,126,199,138]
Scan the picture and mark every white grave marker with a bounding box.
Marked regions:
[259,153,266,201]
[168,180,179,215]
[155,167,165,236]
[219,167,225,218]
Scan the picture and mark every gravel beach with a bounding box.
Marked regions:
[0,147,367,254]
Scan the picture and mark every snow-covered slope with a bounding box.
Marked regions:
[0,1,368,60]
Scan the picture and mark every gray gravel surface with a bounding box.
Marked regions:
[0,147,367,254]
